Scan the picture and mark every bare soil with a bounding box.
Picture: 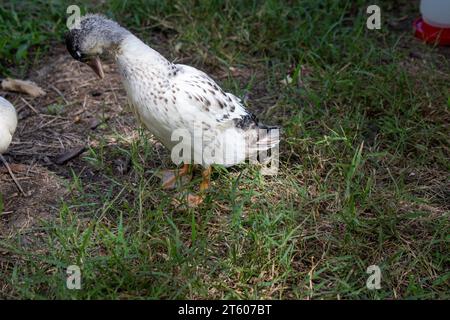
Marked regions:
[0,45,137,236]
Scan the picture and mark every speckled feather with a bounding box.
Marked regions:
[67,14,280,166]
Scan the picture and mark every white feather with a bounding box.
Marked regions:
[114,35,279,167]
[0,97,17,154]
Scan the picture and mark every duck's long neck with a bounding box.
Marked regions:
[115,34,173,77]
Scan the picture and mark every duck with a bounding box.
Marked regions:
[0,96,24,195]
[65,14,280,204]
[0,96,17,155]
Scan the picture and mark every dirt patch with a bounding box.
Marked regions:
[0,45,139,236]
[5,45,134,170]
[0,163,67,236]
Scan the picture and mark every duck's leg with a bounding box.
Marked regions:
[185,166,212,207]
[200,166,212,192]
[161,164,191,190]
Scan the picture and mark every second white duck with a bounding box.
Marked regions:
[0,96,17,155]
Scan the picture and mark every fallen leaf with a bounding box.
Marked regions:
[1,78,46,97]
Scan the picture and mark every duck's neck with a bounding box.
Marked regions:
[115,34,173,77]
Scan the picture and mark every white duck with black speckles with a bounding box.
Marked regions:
[66,14,280,167]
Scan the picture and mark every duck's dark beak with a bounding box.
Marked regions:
[85,56,105,79]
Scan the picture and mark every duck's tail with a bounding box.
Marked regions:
[246,123,281,157]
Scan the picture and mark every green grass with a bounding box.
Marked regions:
[0,0,449,299]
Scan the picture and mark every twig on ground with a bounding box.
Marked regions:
[0,154,26,196]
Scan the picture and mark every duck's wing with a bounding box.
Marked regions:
[167,65,280,166]
[170,64,253,128]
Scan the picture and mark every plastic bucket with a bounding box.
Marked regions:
[414,0,450,45]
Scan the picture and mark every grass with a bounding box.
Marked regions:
[0,0,449,299]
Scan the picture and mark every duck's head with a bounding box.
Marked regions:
[65,14,129,79]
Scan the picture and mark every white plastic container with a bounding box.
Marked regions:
[420,0,450,28]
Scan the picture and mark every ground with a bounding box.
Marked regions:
[0,0,449,299]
